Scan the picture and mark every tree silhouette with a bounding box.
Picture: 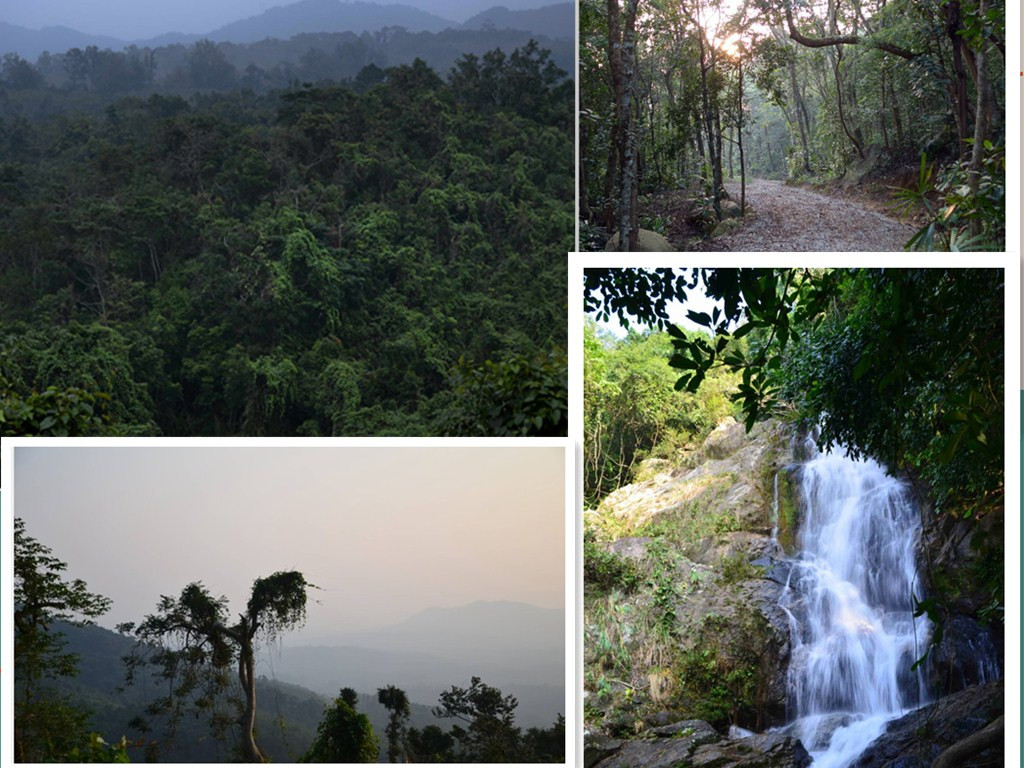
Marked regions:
[377,684,410,762]
[14,518,112,762]
[433,676,521,762]
[302,688,378,763]
[120,571,313,762]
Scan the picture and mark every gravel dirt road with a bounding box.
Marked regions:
[706,179,915,251]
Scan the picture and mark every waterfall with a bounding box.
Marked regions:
[780,442,929,767]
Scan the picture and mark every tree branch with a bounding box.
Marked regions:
[784,4,918,60]
[932,715,1003,768]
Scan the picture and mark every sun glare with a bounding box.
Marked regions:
[719,31,743,58]
[699,0,757,54]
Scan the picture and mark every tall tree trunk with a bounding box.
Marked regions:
[602,0,623,231]
[832,46,864,159]
[238,629,264,762]
[616,0,641,250]
[944,1,971,156]
[786,51,812,173]
[968,0,991,238]
[693,109,706,170]
[713,93,724,198]
[879,70,890,151]
[727,125,734,178]
[738,60,745,214]
[889,77,904,144]
[580,91,591,223]
[764,124,775,171]
[647,76,661,188]
[697,35,719,216]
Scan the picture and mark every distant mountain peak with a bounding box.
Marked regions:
[203,0,458,43]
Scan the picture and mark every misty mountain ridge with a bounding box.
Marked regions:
[204,0,457,44]
[317,599,564,656]
[267,644,563,727]
[46,600,564,748]
[0,22,128,61]
[273,600,564,727]
[56,600,564,729]
[48,621,446,761]
[462,3,573,35]
[0,0,570,60]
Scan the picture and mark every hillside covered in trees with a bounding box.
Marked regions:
[0,26,572,109]
[582,0,1006,251]
[0,40,572,436]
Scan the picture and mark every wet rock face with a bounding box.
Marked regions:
[851,681,1003,768]
[589,720,811,768]
[929,615,1002,697]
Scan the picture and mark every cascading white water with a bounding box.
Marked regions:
[780,443,929,768]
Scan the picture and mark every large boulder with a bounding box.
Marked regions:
[604,228,676,251]
[712,218,744,237]
[840,143,882,188]
[691,734,810,768]
[591,720,811,768]
[719,199,744,219]
[595,419,791,535]
[584,732,624,768]
[852,681,1003,768]
[702,417,747,459]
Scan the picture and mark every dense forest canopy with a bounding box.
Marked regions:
[585,267,1004,517]
[0,41,572,436]
[583,320,743,505]
[0,26,573,109]
[582,0,1005,250]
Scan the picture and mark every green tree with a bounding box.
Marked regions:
[301,688,378,763]
[14,518,113,762]
[120,571,313,762]
[433,677,521,762]
[584,320,740,504]
[585,267,1003,516]
[521,713,566,762]
[377,684,410,762]
[1,53,45,90]
[186,39,237,90]
[442,349,567,436]
[406,724,455,762]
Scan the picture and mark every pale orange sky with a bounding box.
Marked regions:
[14,445,566,636]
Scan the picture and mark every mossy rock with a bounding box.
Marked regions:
[604,228,676,251]
[773,465,801,556]
[701,417,746,460]
[720,199,743,219]
[711,218,743,237]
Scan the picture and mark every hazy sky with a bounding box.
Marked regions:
[1,0,290,39]
[14,445,565,636]
[0,0,513,39]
